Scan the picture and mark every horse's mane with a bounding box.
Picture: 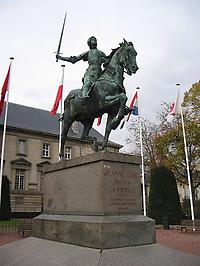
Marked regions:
[103,45,121,70]
[102,41,133,73]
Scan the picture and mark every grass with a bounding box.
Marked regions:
[0,220,21,229]
[0,220,17,224]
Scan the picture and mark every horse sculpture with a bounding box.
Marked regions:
[60,39,138,159]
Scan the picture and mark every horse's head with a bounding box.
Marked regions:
[119,39,139,75]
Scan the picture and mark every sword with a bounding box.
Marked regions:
[55,12,67,62]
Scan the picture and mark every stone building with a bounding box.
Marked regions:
[0,103,121,215]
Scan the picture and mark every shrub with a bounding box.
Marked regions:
[0,176,11,220]
[148,165,182,224]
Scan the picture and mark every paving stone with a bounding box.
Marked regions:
[0,237,100,266]
[99,243,200,266]
[0,238,199,266]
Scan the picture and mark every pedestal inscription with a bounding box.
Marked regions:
[103,164,141,214]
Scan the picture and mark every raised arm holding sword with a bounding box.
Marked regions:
[55,14,109,99]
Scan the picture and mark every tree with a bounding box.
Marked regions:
[126,81,200,200]
[126,118,161,168]
[155,81,200,199]
[0,176,11,220]
[148,165,182,224]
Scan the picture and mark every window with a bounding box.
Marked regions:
[42,143,50,158]
[15,170,25,190]
[64,146,71,160]
[18,139,26,155]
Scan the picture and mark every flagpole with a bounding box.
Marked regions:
[137,87,147,216]
[176,83,195,231]
[58,64,65,161]
[0,57,14,207]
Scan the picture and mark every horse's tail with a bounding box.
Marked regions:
[65,89,79,102]
[64,89,79,107]
[63,89,79,111]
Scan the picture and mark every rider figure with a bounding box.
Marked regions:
[56,36,108,98]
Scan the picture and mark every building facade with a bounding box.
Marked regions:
[0,103,121,214]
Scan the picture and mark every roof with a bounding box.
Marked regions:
[0,102,121,148]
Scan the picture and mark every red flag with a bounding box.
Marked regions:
[127,91,138,121]
[97,116,101,126]
[50,84,63,115]
[169,103,175,115]
[0,64,11,116]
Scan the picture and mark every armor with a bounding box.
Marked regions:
[56,36,108,98]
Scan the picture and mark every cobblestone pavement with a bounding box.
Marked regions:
[0,230,199,257]
[156,229,200,256]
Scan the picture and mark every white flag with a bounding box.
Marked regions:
[168,88,181,118]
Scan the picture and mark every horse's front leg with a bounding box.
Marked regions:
[118,93,128,119]
[102,113,116,150]
[111,93,127,129]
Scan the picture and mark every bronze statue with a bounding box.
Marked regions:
[56,36,109,99]
[56,39,138,159]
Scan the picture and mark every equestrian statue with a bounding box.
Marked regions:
[56,36,138,159]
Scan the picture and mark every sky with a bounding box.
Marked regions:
[0,0,199,149]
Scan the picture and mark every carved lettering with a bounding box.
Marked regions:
[104,169,137,178]
[103,167,139,213]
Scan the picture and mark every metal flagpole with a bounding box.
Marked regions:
[58,64,65,161]
[180,105,195,230]
[0,57,14,206]
[137,87,147,216]
[176,83,195,230]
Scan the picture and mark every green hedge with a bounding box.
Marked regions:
[0,176,11,220]
[148,165,182,224]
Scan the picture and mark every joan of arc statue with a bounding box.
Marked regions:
[56,36,109,99]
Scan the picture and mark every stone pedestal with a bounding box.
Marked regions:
[33,151,155,249]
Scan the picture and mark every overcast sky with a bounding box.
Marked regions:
[0,0,199,148]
